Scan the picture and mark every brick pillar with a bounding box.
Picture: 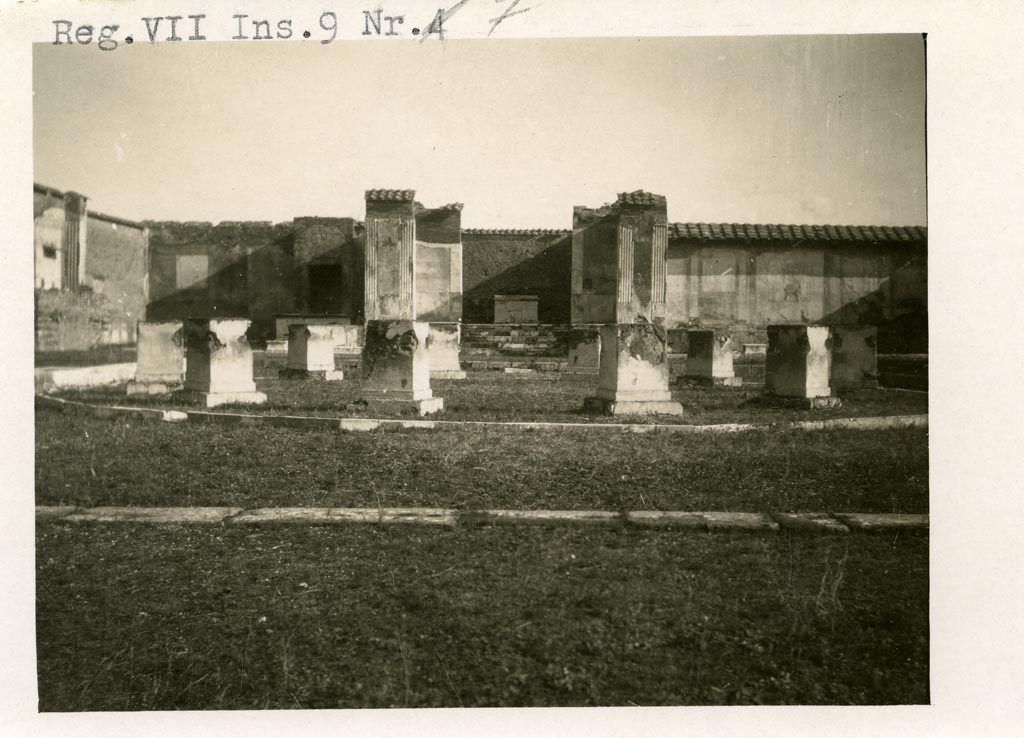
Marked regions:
[360,190,442,415]
[61,192,87,291]
[582,191,681,416]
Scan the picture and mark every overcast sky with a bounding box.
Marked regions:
[33,34,926,228]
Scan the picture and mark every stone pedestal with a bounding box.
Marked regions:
[583,323,683,416]
[427,322,466,379]
[682,329,742,386]
[127,320,185,396]
[566,327,601,374]
[830,325,879,390]
[181,318,267,408]
[279,324,345,380]
[764,325,839,408]
[359,320,443,415]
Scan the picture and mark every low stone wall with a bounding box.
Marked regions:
[461,323,574,359]
[35,288,136,353]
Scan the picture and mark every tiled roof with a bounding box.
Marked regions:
[437,203,464,212]
[365,189,416,202]
[617,190,667,207]
[462,228,571,236]
[667,223,927,243]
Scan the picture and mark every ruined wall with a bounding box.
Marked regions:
[147,221,293,341]
[147,217,361,341]
[85,213,149,331]
[292,217,361,319]
[462,230,571,323]
[34,185,149,352]
[664,231,928,352]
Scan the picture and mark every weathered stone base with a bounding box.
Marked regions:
[179,390,268,408]
[762,394,843,410]
[127,380,183,396]
[583,396,684,416]
[355,396,445,416]
[430,370,467,380]
[278,368,345,381]
[678,375,743,387]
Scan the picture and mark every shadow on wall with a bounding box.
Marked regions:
[145,219,363,343]
[818,251,928,354]
[463,233,572,323]
[146,224,295,343]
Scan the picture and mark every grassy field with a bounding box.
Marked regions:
[36,523,928,709]
[36,406,928,513]
[54,373,928,426]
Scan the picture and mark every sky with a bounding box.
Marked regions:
[33,34,926,228]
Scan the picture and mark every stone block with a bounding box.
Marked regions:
[831,513,929,531]
[494,295,539,323]
[626,511,706,528]
[64,506,242,524]
[765,325,834,399]
[567,326,601,373]
[360,320,443,415]
[274,314,351,340]
[128,320,185,395]
[463,510,622,527]
[703,512,780,531]
[280,324,345,381]
[427,322,466,379]
[683,329,739,385]
[584,323,682,416]
[182,318,266,407]
[830,325,879,390]
[771,512,851,534]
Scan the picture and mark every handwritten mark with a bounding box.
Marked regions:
[419,0,471,43]
[489,0,538,37]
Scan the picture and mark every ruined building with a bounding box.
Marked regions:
[34,184,928,356]
[34,183,149,353]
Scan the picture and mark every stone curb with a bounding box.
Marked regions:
[228,507,459,526]
[462,510,623,527]
[831,513,931,531]
[36,394,927,435]
[36,507,928,533]
[62,506,243,524]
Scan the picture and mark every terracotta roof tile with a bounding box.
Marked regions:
[462,226,573,234]
[664,222,927,244]
[616,190,668,207]
[365,189,416,202]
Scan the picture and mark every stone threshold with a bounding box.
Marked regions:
[36,506,928,533]
[36,395,928,435]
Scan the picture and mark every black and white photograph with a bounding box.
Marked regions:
[4,1,1024,735]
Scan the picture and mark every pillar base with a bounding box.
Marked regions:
[583,396,684,416]
[180,390,268,408]
[352,396,444,416]
[127,380,183,396]
[278,368,345,381]
[762,393,842,410]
